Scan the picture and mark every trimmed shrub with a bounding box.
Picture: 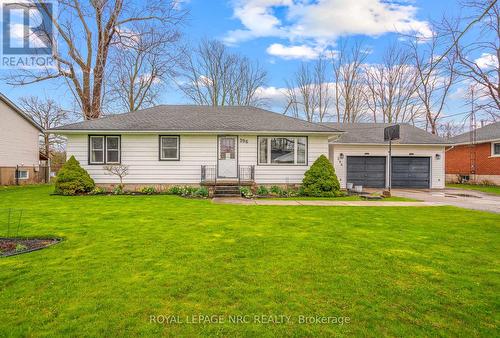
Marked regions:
[54,156,95,195]
[301,155,341,197]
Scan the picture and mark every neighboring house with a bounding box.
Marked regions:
[446,122,500,185]
[52,106,447,190]
[324,123,448,189]
[0,93,45,185]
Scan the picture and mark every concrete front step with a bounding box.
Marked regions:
[214,193,242,197]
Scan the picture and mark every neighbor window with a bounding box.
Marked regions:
[159,136,180,160]
[16,170,28,179]
[89,136,121,164]
[258,136,307,165]
[493,142,500,156]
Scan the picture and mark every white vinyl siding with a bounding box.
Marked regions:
[66,133,330,185]
[0,99,40,167]
[67,134,217,184]
[329,144,446,189]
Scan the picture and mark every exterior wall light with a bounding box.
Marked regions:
[339,153,344,160]
[435,154,441,160]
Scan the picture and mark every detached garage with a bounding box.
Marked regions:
[324,123,448,189]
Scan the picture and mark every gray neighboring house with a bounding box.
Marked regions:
[52,106,448,190]
[324,123,448,189]
[0,93,46,185]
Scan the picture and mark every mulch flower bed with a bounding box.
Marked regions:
[0,238,61,257]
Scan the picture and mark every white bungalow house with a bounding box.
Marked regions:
[52,105,447,191]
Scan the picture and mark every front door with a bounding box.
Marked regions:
[218,136,238,178]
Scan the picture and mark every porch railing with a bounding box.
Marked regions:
[201,165,217,184]
[238,165,255,184]
[200,165,255,185]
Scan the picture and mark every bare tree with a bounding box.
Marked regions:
[284,63,317,122]
[19,96,69,157]
[104,164,129,187]
[5,0,186,120]
[107,22,184,112]
[332,41,369,122]
[365,44,421,123]
[409,32,457,134]
[283,58,331,122]
[438,120,466,138]
[179,39,267,107]
[442,1,499,120]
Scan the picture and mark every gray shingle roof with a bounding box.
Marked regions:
[52,105,340,133]
[449,122,500,144]
[323,123,449,144]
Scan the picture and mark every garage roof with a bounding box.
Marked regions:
[323,123,449,145]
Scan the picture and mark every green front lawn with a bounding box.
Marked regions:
[447,183,500,195]
[0,185,498,336]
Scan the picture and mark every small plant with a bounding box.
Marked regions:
[240,186,253,198]
[167,186,182,195]
[181,186,197,197]
[15,244,28,252]
[113,185,124,195]
[54,156,95,195]
[193,187,209,198]
[270,185,283,196]
[141,186,157,195]
[90,186,106,195]
[256,185,269,196]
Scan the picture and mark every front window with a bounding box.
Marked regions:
[89,136,121,164]
[90,136,104,164]
[493,142,500,156]
[258,137,307,165]
[106,136,120,163]
[160,136,180,160]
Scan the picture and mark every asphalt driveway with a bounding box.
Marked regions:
[392,188,500,213]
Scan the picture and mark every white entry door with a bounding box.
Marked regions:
[218,136,238,178]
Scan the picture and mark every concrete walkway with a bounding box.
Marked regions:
[212,198,440,207]
[213,189,500,214]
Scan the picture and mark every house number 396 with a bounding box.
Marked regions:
[240,138,249,144]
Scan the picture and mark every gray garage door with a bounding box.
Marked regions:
[391,157,430,188]
[347,156,386,188]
